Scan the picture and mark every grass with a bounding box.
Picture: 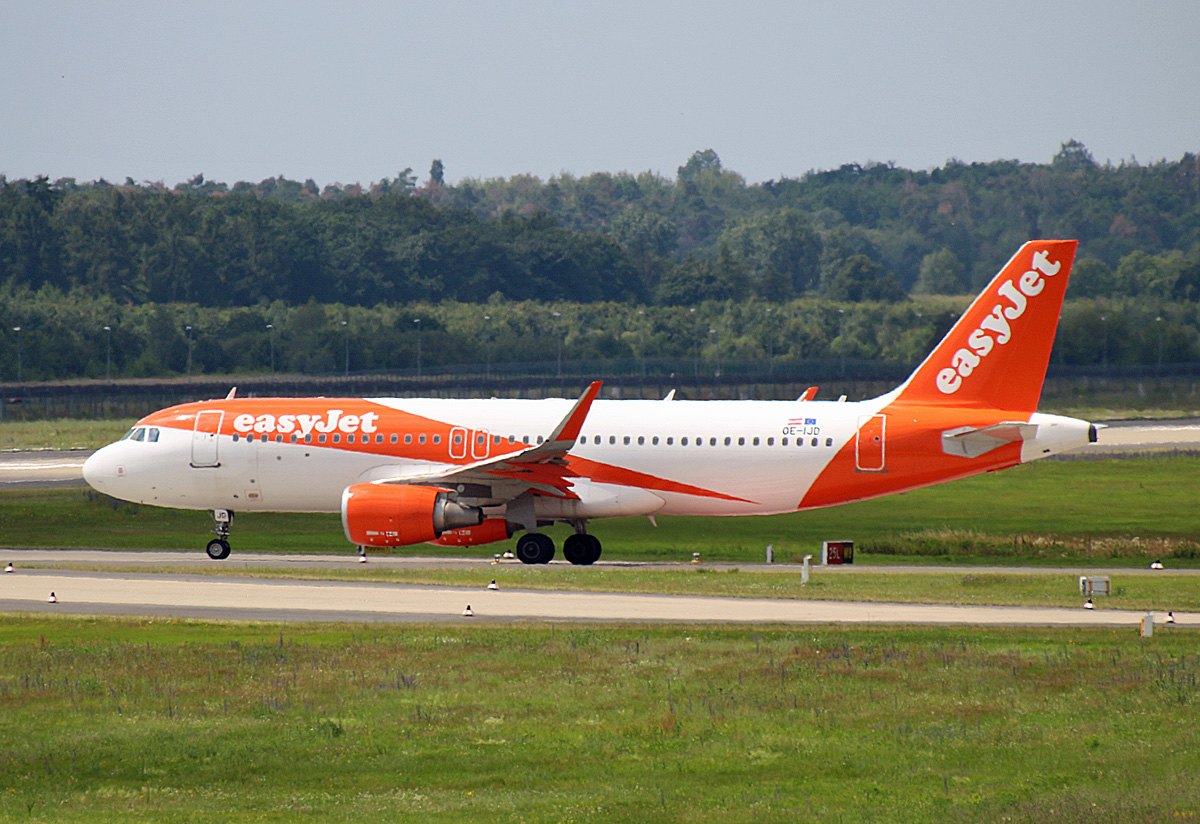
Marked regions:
[0,418,135,452]
[0,618,1198,823]
[4,453,1200,564]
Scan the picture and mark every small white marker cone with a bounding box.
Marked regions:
[487,580,499,590]
[462,605,474,616]
[48,592,57,604]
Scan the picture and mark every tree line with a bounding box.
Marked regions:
[1,286,1195,383]
[2,141,1200,381]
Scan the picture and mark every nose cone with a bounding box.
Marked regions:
[82,446,113,493]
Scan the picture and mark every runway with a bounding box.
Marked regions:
[0,553,1192,628]
[1,421,1197,627]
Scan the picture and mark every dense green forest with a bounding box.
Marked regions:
[2,141,1199,381]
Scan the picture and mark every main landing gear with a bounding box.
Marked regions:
[514,529,602,566]
[206,509,233,560]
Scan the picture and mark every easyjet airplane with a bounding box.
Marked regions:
[83,240,1095,564]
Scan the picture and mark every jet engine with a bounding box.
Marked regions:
[341,483,482,547]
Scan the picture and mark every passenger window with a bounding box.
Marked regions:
[651,436,659,445]
[782,437,788,446]
[523,436,530,445]
[666,437,673,445]
[346,434,354,444]
[724,437,731,446]
[232,434,240,442]
[709,437,717,446]
[376,434,384,444]
[623,436,631,445]
[752,437,759,446]
[609,436,616,445]
[304,434,312,443]
[318,434,327,443]
[766,437,772,446]
[333,434,341,444]
[537,436,544,444]
[681,437,688,446]
[454,433,463,445]
[825,437,833,447]
[290,434,299,443]
[275,435,282,443]
[433,435,441,445]
[402,434,410,444]
[419,434,427,445]
[811,437,818,447]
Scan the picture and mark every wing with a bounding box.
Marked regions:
[375,381,603,504]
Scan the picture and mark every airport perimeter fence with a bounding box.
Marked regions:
[2,357,1200,422]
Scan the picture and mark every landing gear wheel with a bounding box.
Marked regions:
[515,532,555,565]
[206,538,231,560]
[582,534,602,565]
[563,533,590,565]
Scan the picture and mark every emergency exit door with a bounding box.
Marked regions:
[855,414,886,472]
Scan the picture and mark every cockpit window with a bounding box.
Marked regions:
[147,428,160,443]
[130,427,146,442]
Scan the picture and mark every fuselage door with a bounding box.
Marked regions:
[191,410,224,468]
[471,429,491,460]
[855,414,886,472]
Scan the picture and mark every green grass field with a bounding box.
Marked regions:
[4,453,1199,565]
[1,618,1197,823]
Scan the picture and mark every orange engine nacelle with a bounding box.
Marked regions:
[341,483,483,547]
[429,518,512,547]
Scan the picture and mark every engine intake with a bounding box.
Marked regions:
[341,483,483,547]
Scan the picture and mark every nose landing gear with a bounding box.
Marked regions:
[205,509,233,560]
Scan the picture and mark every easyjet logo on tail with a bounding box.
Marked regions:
[936,250,1063,395]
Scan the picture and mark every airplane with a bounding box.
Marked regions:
[82,239,1095,564]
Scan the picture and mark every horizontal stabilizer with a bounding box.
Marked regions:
[941,422,1037,458]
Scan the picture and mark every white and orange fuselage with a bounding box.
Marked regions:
[83,240,1095,562]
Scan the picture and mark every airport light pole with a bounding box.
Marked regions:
[341,320,349,377]
[413,318,422,377]
[1152,316,1161,374]
[12,327,21,382]
[266,324,275,372]
[551,311,562,378]
[185,326,193,379]
[104,325,112,380]
[483,315,492,380]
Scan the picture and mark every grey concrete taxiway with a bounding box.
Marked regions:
[0,554,1192,627]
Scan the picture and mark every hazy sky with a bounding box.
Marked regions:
[3,1,1198,187]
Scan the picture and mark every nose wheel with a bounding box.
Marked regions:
[206,509,233,560]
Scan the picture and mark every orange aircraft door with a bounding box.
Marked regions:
[855,414,886,472]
